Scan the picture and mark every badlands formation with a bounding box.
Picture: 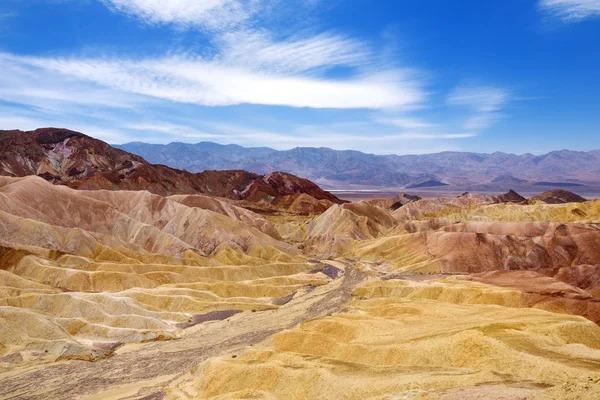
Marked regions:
[1,131,600,399]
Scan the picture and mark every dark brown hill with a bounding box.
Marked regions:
[529,189,587,204]
[495,189,527,203]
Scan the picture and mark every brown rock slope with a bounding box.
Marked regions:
[0,128,342,213]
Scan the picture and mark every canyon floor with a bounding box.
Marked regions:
[2,176,600,399]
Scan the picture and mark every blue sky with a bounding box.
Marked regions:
[0,0,599,154]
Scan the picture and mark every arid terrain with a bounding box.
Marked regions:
[1,129,600,399]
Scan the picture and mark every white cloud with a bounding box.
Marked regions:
[4,52,424,110]
[100,0,254,29]
[539,0,600,22]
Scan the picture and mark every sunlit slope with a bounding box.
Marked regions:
[0,176,333,364]
[181,278,600,400]
[274,201,399,256]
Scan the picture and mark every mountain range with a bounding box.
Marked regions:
[116,141,600,192]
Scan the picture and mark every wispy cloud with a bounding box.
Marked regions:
[218,31,371,74]
[447,85,508,113]
[368,83,510,141]
[447,85,509,132]
[1,47,425,109]
[539,0,600,22]
[100,0,255,29]
[0,53,150,112]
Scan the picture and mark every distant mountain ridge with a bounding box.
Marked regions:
[116,141,600,190]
